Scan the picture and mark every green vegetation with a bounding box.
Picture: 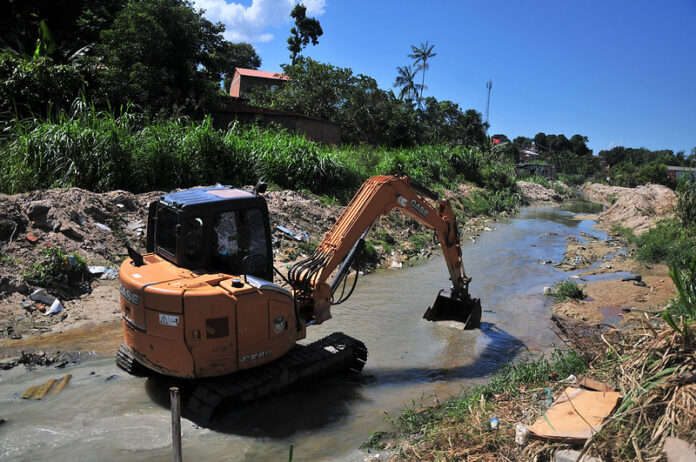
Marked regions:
[552,280,585,301]
[23,246,89,294]
[371,350,586,455]
[0,106,521,216]
[613,180,696,267]
[287,3,323,65]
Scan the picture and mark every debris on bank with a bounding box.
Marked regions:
[21,374,72,399]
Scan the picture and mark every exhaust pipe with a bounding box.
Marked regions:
[423,289,481,329]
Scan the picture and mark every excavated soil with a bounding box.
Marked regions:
[582,183,676,235]
[0,185,497,346]
[517,180,572,203]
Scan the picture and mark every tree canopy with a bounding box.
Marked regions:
[287,4,323,65]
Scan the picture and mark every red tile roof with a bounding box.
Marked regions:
[235,68,289,80]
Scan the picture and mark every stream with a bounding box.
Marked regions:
[0,205,600,461]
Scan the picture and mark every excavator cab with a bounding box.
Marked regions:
[145,186,274,282]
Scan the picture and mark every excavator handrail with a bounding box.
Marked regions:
[288,175,470,306]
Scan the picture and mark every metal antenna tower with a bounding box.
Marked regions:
[485,79,492,127]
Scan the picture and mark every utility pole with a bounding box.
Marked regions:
[485,79,492,129]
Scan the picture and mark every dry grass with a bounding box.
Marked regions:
[374,314,696,461]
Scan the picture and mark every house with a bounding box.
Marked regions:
[229,68,289,98]
[518,148,540,162]
[667,166,696,183]
[516,162,557,180]
[213,100,341,146]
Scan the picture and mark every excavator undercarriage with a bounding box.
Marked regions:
[118,332,367,424]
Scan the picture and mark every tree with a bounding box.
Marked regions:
[533,132,547,151]
[220,42,262,93]
[0,0,125,61]
[408,41,436,106]
[95,0,233,115]
[249,58,417,146]
[393,65,422,103]
[418,98,487,146]
[287,4,323,66]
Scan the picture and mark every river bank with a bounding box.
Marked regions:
[368,183,692,461]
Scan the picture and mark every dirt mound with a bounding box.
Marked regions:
[581,183,632,206]
[517,181,565,202]
[593,184,676,235]
[0,188,160,294]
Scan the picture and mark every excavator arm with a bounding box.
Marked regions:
[288,175,481,328]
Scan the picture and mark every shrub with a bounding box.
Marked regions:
[553,280,585,301]
[23,246,89,294]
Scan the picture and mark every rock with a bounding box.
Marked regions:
[663,436,696,462]
[25,200,52,228]
[554,449,601,462]
[634,281,648,287]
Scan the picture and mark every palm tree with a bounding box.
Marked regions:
[408,41,437,106]
[393,65,422,103]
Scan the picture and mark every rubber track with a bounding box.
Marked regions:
[116,341,139,375]
[186,332,367,423]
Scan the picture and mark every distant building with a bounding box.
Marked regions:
[516,162,557,180]
[229,68,289,98]
[212,100,341,146]
[667,166,696,183]
[518,148,540,162]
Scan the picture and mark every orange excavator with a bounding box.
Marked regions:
[116,175,481,422]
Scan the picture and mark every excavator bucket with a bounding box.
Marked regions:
[423,289,481,328]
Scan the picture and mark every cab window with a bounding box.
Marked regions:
[156,207,178,255]
[211,209,268,276]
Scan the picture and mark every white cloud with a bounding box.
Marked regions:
[192,0,326,43]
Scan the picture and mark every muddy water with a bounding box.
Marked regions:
[0,206,596,461]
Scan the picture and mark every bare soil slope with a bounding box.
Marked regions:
[583,183,676,234]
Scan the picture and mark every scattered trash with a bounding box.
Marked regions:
[527,386,621,441]
[94,222,111,232]
[127,220,145,231]
[560,374,577,384]
[622,274,642,282]
[489,416,499,430]
[29,289,56,305]
[276,225,302,241]
[100,268,118,280]
[26,234,40,244]
[21,374,72,400]
[44,299,64,316]
[88,266,107,275]
[515,423,529,446]
[543,287,553,295]
[21,301,35,313]
[390,261,403,269]
[634,281,648,287]
[578,376,617,392]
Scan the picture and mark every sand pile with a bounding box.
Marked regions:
[517,181,564,202]
[593,184,676,235]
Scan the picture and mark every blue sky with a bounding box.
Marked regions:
[194,0,696,154]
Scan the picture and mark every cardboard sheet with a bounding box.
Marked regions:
[528,386,621,441]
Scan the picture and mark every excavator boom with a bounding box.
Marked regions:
[289,175,481,328]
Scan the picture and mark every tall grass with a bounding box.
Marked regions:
[0,105,520,213]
